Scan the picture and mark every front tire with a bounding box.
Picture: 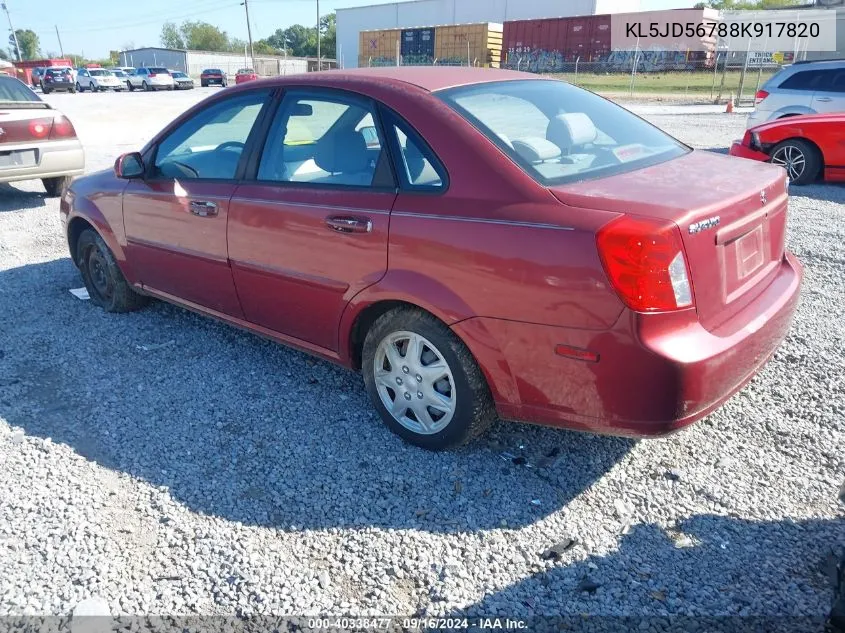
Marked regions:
[770,139,820,185]
[361,308,495,450]
[76,229,149,313]
[127,81,134,91]
[142,81,150,91]
[42,176,72,197]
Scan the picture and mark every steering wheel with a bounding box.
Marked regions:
[215,141,245,153]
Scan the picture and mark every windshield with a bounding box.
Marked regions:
[0,76,42,103]
[89,69,110,76]
[172,72,186,78]
[438,79,688,186]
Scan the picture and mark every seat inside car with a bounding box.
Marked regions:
[311,129,374,186]
[546,112,598,161]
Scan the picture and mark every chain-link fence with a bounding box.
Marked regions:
[364,52,790,104]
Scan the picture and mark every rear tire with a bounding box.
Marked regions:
[76,229,149,313]
[42,176,72,197]
[127,81,134,91]
[142,81,150,91]
[361,307,495,451]
[770,139,821,186]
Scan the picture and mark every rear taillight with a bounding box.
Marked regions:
[755,89,769,105]
[149,73,157,77]
[44,75,53,82]
[596,216,694,312]
[28,118,51,139]
[49,115,76,139]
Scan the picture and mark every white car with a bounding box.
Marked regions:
[76,68,124,92]
[746,59,845,128]
[125,67,174,92]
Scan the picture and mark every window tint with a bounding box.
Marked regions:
[155,90,269,180]
[257,92,385,187]
[0,76,41,102]
[391,123,445,190]
[778,70,823,90]
[440,79,686,185]
[150,67,168,74]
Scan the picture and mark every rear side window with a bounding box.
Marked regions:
[385,117,446,191]
[778,70,824,90]
[0,76,41,102]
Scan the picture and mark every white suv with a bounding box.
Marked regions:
[747,58,845,128]
[126,67,175,92]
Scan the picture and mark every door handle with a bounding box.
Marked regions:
[189,200,218,217]
[325,215,373,234]
[815,97,832,102]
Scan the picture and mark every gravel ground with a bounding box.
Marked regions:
[0,89,843,626]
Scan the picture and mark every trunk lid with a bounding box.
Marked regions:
[552,150,789,332]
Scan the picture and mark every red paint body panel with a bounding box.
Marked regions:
[731,113,845,183]
[64,68,804,439]
[228,186,395,351]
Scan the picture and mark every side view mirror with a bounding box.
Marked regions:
[114,152,144,179]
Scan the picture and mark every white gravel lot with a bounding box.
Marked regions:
[0,87,843,628]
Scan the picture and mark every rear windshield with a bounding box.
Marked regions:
[0,76,42,103]
[150,67,169,74]
[205,69,222,73]
[438,79,688,186]
[46,68,71,76]
[238,69,254,73]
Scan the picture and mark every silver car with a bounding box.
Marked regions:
[747,58,845,128]
[0,75,84,196]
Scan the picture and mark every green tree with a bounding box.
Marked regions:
[180,21,229,51]
[253,40,278,55]
[160,22,185,49]
[9,29,40,60]
[320,13,336,59]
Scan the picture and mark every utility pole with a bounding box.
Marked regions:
[241,0,254,65]
[55,25,64,58]
[316,0,320,71]
[1,2,21,62]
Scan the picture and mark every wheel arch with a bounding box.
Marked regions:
[769,136,825,179]
[340,278,520,408]
[65,202,137,283]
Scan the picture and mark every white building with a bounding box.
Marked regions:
[336,0,639,68]
[119,48,308,77]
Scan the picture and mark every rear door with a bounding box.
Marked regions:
[810,68,845,113]
[228,88,396,351]
[768,68,822,113]
[122,88,273,316]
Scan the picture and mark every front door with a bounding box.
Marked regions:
[123,89,273,317]
[228,89,396,351]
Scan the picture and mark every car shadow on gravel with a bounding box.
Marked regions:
[0,257,635,533]
[446,513,845,630]
[0,183,47,211]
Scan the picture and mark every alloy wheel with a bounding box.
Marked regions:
[771,144,806,181]
[373,331,456,435]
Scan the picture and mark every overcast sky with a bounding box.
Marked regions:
[12,0,695,59]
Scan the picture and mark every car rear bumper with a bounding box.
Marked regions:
[729,141,770,162]
[746,109,772,128]
[202,77,225,84]
[0,139,85,183]
[454,251,802,437]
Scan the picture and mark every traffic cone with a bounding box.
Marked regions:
[725,95,734,113]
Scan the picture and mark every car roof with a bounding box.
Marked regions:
[265,66,540,93]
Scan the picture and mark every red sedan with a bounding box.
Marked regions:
[235,68,258,84]
[60,68,802,450]
[730,113,845,185]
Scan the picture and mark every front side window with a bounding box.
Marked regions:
[439,79,688,185]
[257,91,386,187]
[154,90,270,180]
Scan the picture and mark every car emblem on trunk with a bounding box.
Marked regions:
[761,190,768,205]
[688,216,721,234]
[0,127,5,136]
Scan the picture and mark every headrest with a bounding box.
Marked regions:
[547,112,598,151]
[314,129,369,174]
[511,137,562,164]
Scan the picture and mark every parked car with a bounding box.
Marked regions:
[829,482,845,632]
[747,59,845,129]
[730,113,845,185]
[113,66,135,76]
[76,67,124,92]
[109,69,128,81]
[200,68,227,87]
[0,75,83,196]
[126,67,174,91]
[170,71,194,90]
[235,68,257,84]
[40,68,76,94]
[60,68,802,450]
[31,66,46,88]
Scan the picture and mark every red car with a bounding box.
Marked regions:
[235,68,258,84]
[730,113,845,185]
[60,68,802,450]
[200,68,227,88]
